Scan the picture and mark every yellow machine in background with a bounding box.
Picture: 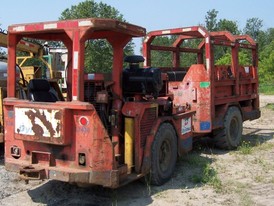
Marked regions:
[1,30,68,81]
[0,30,40,54]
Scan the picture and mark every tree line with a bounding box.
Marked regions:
[149,9,274,86]
[204,9,274,86]
[59,2,273,86]
[1,1,273,87]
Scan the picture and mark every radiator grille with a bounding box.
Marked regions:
[140,107,157,147]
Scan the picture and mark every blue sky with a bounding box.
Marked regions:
[1,0,273,53]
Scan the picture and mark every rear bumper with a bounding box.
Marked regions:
[6,161,120,188]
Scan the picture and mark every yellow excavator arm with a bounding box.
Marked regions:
[0,31,41,54]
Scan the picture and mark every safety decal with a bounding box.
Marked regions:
[181,117,191,134]
[200,121,211,131]
[200,82,210,88]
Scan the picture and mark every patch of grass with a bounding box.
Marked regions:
[255,157,272,172]
[228,182,254,206]
[154,190,167,198]
[254,174,264,183]
[256,142,274,151]
[259,85,274,95]
[191,163,222,192]
[265,103,274,110]
[237,141,253,155]
[239,191,254,206]
[252,156,264,165]
[142,175,152,196]
[234,134,274,156]
[225,180,249,192]
[181,152,212,166]
[182,152,223,192]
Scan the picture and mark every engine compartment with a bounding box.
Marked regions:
[122,55,163,98]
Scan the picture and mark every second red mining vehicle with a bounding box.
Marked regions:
[4,18,260,188]
[143,26,260,148]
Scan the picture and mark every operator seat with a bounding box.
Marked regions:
[28,79,58,102]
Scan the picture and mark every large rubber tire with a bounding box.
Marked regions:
[150,123,177,185]
[213,107,243,149]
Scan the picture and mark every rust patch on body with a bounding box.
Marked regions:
[24,109,61,137]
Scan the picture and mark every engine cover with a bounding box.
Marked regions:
[123,67,162,98]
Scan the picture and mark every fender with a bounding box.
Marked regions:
[141,116,172,174]
[213,102,242,130]
[141,110,195,174]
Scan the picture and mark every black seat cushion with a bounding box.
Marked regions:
[28,79,57,102]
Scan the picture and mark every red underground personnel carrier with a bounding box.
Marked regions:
[4,18,260,188]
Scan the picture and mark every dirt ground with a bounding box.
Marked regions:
[0,94,274,206]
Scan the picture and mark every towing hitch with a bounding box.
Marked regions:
[19,166,46,184]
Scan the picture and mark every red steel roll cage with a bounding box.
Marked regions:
[143,26,259,130]
[7,18,146,102]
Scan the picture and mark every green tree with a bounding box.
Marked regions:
[204,9,240,34]
[244,18,263,40]
[216,51,251,66]
[217,19,240,35]
[204,10,241,62]
[150,36,174,67]
[150,35,200,68]
[256,28,274,53]
[205,9,219,31]
[259,40,274,84]
[59,0,134,73]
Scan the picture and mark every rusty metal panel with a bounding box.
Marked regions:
[171,64,212,133]
[20,166,47,181]
[48,169,119,188]
[13,106,71,145]
[15,108,61,137]
[4,100,117,186]
[31,151,55,166]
